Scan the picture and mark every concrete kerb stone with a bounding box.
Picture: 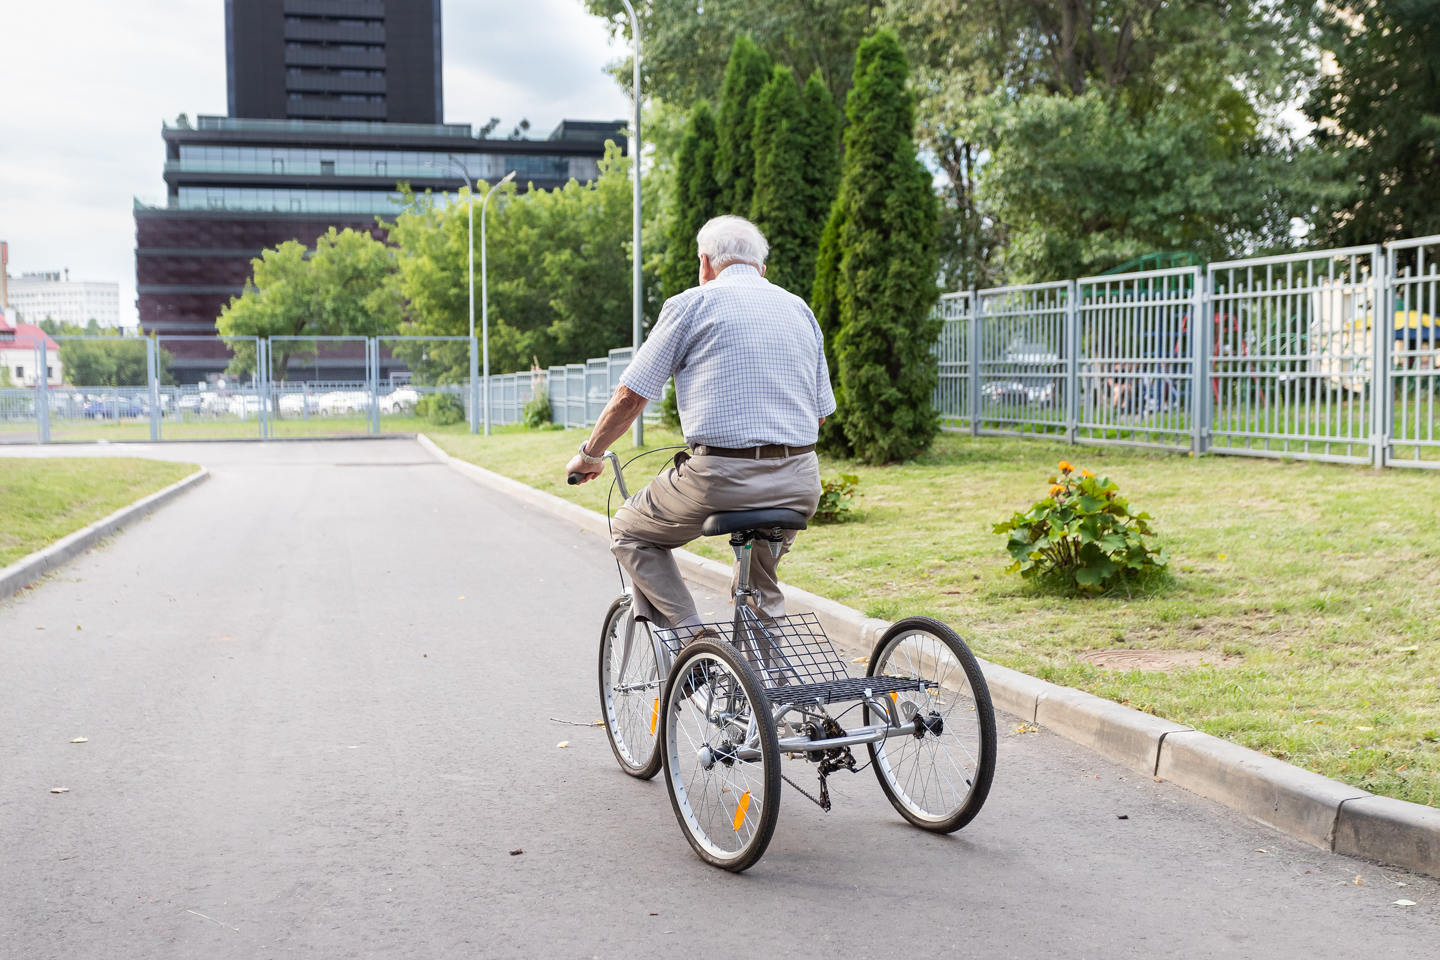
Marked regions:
[419,433,1440,879]
[1036,686,1192,775]
[1157,730,1371,850]
[0,466,210,598]
[1334,796,1440,877]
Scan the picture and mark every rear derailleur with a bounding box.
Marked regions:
[796,717,857,813]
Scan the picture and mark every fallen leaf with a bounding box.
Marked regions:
[1394,899,1417,907]
[1116,814,1129,820]
[509,848,524,856]
[1397,646,1418,654]
[850,657,869,664]
[1014,722,1039,735]
[69,737,88,744]
[556,741,570,749]
[49,787,69,794]
[458,596,466,600]
[75,625,81,631]
[1354,875,1365,886]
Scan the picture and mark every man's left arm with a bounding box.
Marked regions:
[564,386,649,482]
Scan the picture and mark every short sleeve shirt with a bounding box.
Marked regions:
[619,265,837,448]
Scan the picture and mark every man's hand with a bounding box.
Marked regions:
[565,451,602,484]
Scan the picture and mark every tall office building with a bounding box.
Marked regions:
[226,0,443,124]
[137,1,624,381]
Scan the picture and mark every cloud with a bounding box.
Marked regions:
[0,0,628,327]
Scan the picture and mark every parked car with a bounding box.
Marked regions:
[380,387,419,415]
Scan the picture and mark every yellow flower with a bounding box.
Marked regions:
[1058,460,1073,473]
[1048,484,1063,497]
[1081,468,1094,478]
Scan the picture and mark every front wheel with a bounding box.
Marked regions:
[865,617,996,832]
[662,639,781,872]
[598,596,664,779]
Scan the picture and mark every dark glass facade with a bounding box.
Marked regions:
[226,0,443,123]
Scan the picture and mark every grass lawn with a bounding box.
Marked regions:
[431,426,1440,807]
[0,458,199,568]
[20,415,433,443]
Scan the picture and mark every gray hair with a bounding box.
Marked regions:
[696,215,769,268]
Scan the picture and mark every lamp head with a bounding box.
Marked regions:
[499,170,517,186]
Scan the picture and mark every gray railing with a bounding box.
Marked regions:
[934,237,1440,469]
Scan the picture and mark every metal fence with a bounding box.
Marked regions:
[934,236,1440,469]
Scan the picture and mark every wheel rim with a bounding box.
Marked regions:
[665,653,770,861]
[601,609,662,770]
[872,630,985,823]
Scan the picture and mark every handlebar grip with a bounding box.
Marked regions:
[567,472,585,485]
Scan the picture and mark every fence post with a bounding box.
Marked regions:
[1372,244,1389,469]
[1064,280,1078,445]
[147,336,161,441]
[36,342,50,443]
[968,289,981,436]
[256,338,268,440]
[469,335,479,436]
[1191,270,1208,455]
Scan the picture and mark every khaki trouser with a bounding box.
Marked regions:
[610,451,821,630]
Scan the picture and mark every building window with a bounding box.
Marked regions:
[47,366,53,379]
[15,366,23,378]
[321,160,335,175]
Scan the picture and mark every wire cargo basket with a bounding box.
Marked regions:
[668,612,929,705]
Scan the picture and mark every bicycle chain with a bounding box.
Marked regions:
[780,770,830,812]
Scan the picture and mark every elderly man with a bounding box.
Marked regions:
[564,215,835,638]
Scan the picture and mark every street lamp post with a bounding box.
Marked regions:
[481,169,517,436]
[619,0,643,447]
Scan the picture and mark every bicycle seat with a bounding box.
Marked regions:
[701,508,809,537]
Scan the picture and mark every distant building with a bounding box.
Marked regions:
[134,116,622,380]
[0,311,64,387]
[226,0,443,124]
[136,0,625,381]
[6,269,122,330]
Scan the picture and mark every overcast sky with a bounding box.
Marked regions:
[0,1,629,328]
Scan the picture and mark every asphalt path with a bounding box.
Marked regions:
[1,439,1436,959]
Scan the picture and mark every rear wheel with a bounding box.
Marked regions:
[598,596,664,779]
[865,617,996,832]
[662,639,781,872]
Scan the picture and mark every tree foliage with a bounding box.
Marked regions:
[387,143,653,381]
[795,70,844,299]
[217,227,403,382]
[583,0,878,107]
[819,30,939,464]
[882,0,1319,284]
[660,100,722,300]
[1307,0,1440,245]
[715,35,773,215]
[749,66,809,295]
[37,319,175,387]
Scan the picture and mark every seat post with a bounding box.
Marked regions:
[730,532,754,604]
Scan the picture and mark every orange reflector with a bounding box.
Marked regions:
[732,791,751,832]
[649,698,660,735]
[889,691,899,704]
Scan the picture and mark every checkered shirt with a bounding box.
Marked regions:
[619,265,836,448]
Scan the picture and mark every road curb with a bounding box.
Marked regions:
[1,466,209,598]
[418,433,1440,879]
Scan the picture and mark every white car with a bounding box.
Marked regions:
[380,387,419,415]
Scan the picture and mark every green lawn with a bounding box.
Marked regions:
[24,414,433,443]
[431,426,1440,807]
[0,458,199,568]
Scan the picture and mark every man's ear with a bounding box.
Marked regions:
[759,263,767,278]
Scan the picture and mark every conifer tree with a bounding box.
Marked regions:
[661,100,722,299]
[715,35,773,215]
[795,69,843,302]
[749,66,808,295]
[819,30,940,464]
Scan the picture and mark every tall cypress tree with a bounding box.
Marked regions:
[662,100,722,299]
[796,69,843,305]
[820,30,940,465]
[715,35,773,215]
[749,66,808,295]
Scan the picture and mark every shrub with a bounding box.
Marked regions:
[813,473,860,524]
[417,392,464,426]
[993,460,1167,594]
[522,390,552,429]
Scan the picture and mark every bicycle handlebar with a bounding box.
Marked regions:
[567,451,629,499]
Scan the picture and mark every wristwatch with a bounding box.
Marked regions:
[577,441,605,465]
